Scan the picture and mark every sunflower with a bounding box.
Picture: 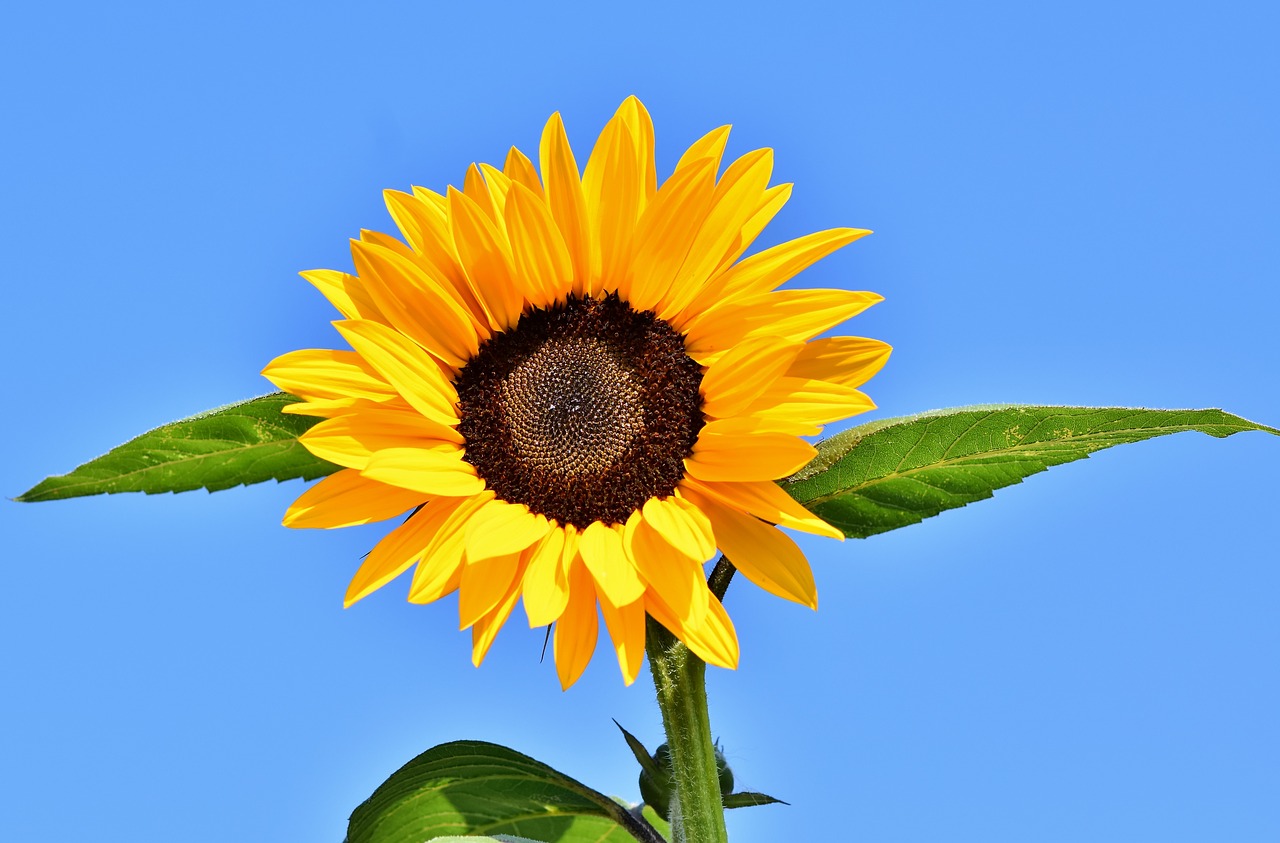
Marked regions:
[262,97,889,689]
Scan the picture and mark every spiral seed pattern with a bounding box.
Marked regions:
[456,294,704,527]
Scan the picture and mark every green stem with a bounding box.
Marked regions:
[646,615,729,843]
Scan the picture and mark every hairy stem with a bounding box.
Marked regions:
[646,615,729,843]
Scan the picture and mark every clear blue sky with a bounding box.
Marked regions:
[3,2,1278,841]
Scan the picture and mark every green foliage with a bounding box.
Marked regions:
[723,792,787,809]
[16,393,339,502]
[783,405,1279,538]
[639,806,671,840]
[614,720,663,779]
[616,720,772,823]
[346,741,666,843]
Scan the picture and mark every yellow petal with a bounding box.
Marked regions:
[522,527,570,627]
[504,146,544,197]
[360,447,485,497]
[746,377,877,431]
[459,550,523,630]
[685,227,871,322]
[615,96,657,202]
[554,559,599,690]
[579,521,645,607]
[583,111,643,295]
[299,411,460,470]
[646,589,739,670]
[471,565,525,667]
[464,498,552,562]
[407,492,493,603]
[261,348,397,404]
[680,476,843,540]
[712,182,792,277]
[786,336,893,389]
[383,190,484,316]
[642,496,715,562]
[598,590,647,686]
[680,484,817,608]
[477,163,514,216]
[658,148,775,321]
[284,468,423,530]
[623,158,716,312]
[279,396,389,419]
[447,186,526,332]
[504,181,574,309]
[539,112,591,296]
[685,289,883,358]
[699,336,804,419]
[332,320,460,425]
[463,163,500,222]
[685,431,817,482]
[349,239,482,368]
[622,509,710,628]
[359,227,416,259]
[411,185,449,212]
[674,124,731,176]
[695,593,739,669]
[345,495,468,606]
[694,415,817,437]
[301,269,385,322]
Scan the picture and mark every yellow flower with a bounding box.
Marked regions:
[262,97,889,689]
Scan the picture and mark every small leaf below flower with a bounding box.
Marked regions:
[723,791,788,809]
[613,719,664,778]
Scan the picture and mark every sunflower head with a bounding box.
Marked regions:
[262,97,890,689]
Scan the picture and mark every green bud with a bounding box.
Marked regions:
[638,743,674,820]
[638,741,736,821]
[715,744,734,797]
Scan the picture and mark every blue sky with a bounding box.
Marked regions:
[3,2,1278,841]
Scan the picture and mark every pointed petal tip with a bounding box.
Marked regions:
[342,585,369,609]
[382,187,411,206]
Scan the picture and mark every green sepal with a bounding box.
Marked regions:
[613,720,664,779]
[16,392,339,502]
[783,405,1278,538]
[347,740,666,843]
[722,791,788,809]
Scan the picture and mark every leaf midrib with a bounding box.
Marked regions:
[790,418,1245,509]
[20,438,314,500]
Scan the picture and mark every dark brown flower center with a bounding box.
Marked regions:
[455,294,703,528]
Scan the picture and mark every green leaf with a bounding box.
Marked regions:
[722,791,787,810]
[347,740,666,843]
[613,719,663,779]
[16,392,339,502]
[639,806,671,841]
[783,405,1279,539]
